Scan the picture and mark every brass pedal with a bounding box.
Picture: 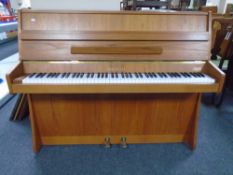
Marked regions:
[104,137,111,148]
[120,137,128,149]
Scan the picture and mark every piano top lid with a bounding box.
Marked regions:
[20,9,209,16]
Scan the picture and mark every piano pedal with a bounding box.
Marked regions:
[104,137,111,148]
[120,137,128,149]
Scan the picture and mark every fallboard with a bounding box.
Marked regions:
[18,10,212,61]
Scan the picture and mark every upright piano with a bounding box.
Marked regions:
[7,10,225,152]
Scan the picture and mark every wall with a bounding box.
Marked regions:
[30,0,121,10]
[220,0,233,13]
[10,0,31,10]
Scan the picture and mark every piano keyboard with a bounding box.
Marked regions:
[22,72,215,84]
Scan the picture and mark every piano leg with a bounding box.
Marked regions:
[28,95,42,153]
[184,94,201,150]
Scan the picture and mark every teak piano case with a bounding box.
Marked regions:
[7,10,225,152]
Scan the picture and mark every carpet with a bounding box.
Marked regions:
[0,39,18,61]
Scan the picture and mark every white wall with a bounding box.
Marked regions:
[207,0,220,6]
[10,0,31,10]
[31,0,121,10]
[220,0,233,13]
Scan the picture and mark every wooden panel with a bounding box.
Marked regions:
[20,31,210,41]
[22,61,205,73]
[11,84,219,94]
[28,95,41,152]
[21,12,208,32]
[5,62,23,93]
[30,93,198,141]
[20,41,210,61]
[41,135,185,145]
[202,61,225,93]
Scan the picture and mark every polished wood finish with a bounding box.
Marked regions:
[21,40,210,61]
[28,95,41,152]
[7,10,225,152]
[20,31,210,41]
[29,93,199,150]
[21,11,208,32]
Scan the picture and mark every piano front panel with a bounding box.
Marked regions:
[21,11,208,32]
[30,93,199,145]
[20,40,210,61]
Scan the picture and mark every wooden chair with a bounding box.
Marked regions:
[200,6,217,13]
[212,27,233,106]
[211,18,233,62]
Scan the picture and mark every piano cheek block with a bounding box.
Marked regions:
[7,10,225,152]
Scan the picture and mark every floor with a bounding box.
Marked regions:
[0,53,19,100]
[0,39,18,61]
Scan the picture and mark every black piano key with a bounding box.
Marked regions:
[176,73,180,77]
[158,73,165,78]
[180,72,188,78]
[148,73,154,78]
[72,73,77,78]
[121,73,125,78]
[115,73,118,78]
[198,73,205,77]
[91,73,95,78]
[61,73,66,78]
[97,73,101,78]
[185,73,191,77]
[87,73,90,78]
[125,73,129,78]
[134,73,139,78]
[152,73,157,78]
[35,73,41,78]
[28,73,36,78]
[138,73,143,78]
[101,73,104,78]
[129,73,132,78]
[42,73,47,78]
[105,73,108,78]
[144,73,149,78]
[45,73,50,78]
[80,73,84,78]
[76,73,81,78]
[111,73,114,78]
[50,73,55,78]
[54,73,59,77]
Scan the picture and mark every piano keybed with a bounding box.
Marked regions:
[22,72,215,84]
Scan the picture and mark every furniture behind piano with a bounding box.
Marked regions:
[121,0,171,10]
[7,10,225,152]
